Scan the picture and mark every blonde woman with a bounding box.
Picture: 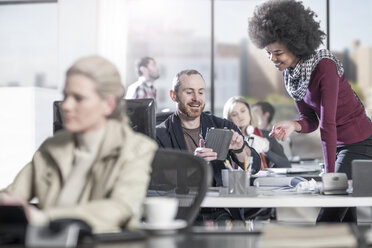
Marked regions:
[0,56,158,233]
[223,96,290,168]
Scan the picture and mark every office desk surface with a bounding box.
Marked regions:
[201,187,372,208]
[90,223,366,248]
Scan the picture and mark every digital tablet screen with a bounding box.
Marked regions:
[205,128,233,161]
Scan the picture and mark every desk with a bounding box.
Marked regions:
[91,223,367,248]
[201,187,372,208]
[92,233,260,248]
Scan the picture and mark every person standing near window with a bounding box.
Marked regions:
[248,0,372,223]
[125,57,160,101]
[248,0,372,179]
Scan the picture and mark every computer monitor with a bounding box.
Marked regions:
[125,98,156,139]
[53,98,156,139]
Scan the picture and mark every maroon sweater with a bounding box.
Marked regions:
[294,59,372,172]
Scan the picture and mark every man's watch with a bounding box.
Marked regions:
[231,142,246,154]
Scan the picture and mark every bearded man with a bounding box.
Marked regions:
[156,69,260,188]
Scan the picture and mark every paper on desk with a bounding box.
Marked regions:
[253,176,307,188]
[252,170,271,177]
[266,167,321,174]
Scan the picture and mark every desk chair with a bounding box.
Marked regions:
[155,111,173,125]
[53,99,156,139]
[148,149,213,227]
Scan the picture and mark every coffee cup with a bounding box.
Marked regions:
[144,197,179,226]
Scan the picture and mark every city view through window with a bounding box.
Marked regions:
[0,0,371,187]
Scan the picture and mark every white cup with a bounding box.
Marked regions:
[144,197,179,226]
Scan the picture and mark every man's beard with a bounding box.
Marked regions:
[178,100,205,118]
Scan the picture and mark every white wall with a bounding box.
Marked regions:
[58,0,98,88]
[0,87,61,189]
[0,0,128,188]
[58,0,127,89]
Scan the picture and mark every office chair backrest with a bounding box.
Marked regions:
[148,149,212,227]
[53,101,63,134]
[53,99,156,139]
[156,111,173,125]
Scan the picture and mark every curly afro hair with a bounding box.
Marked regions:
[248,0,326,59]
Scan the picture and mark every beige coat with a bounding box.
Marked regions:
[3,120,157,232]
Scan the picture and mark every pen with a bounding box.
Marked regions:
[244,156,247,171]
[225,160,234,171]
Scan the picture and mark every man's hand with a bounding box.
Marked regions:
[228,130,252,165]
[194,139,217,162]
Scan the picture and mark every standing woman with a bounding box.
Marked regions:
[248,0,372,179]
[0,56,158,232]
[223,96,290,169]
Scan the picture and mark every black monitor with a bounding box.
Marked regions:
[125,98,156,139]
[53,98,156,139]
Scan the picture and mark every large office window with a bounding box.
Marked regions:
[0,3,58,88]
[330,0,372,117]
[1,0,372,185]
[214,0,326,117]
[214,0,326,159]
[123,0,211,112]
[0,2,58,188]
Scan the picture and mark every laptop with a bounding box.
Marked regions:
[0,205,28,244]
[352,160,372,197]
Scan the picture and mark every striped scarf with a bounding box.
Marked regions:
[284,49,344,101]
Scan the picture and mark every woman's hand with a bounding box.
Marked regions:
[194,139,218,162]
[269,120,301,141]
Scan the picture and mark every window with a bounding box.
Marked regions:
[124,0,211,112]
[0,2,58,188]
[330,0,372,117]
[0,2,58,88]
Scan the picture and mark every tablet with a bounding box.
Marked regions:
[205,128,233,161]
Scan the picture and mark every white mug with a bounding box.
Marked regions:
[144,197,179,226]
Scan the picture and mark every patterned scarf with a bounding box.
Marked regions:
[284,49,344,101]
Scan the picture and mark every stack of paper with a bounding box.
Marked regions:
[259,224,357,248]
[253,176,307,188]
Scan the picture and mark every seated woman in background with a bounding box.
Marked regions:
[0,56,158,233]
[223,96,290,168]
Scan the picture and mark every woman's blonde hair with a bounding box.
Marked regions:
[223,96,260,127]
[66,55,126,120]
